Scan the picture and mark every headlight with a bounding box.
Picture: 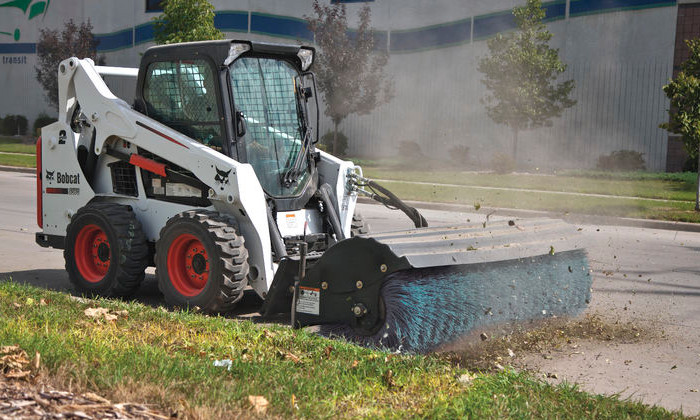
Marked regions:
[224,42,251,66]
[297,48,314,71]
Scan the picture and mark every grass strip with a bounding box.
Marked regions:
[0,136,36,154]
[0,153,35,168]
[362,168,697,202]
[365,179,700,223]
[0,280,687,419]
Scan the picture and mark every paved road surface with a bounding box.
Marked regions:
[1,170,699,415]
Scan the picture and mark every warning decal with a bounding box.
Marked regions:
[296,286,320,315]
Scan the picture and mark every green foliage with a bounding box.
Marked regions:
[306,0,394,154]
[153,0,223,45]
[0,115,28,136]
[596,150,646,171]
[478,0,575,158]
[319,130,348,156]
[661,39,700,162]
[661,39,700,210]
[491,152,516,174]
[35,20,101,109]
[33,112,57,136]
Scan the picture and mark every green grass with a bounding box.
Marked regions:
[0,281,686,419]
[362,168,697,202]
[375,180,700,223]
[0,136,36,154]
[0,153,35,168]
[355,165,700,222]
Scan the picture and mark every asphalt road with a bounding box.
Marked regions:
[1,170,699,415]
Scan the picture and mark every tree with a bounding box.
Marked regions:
[306,0,393,155]
[153,0,223,45]
[660,39,700,211]
[478,0,575,161]
[34,20,100,110]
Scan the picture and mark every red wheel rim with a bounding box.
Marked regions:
[167,233,209,297]
[74,224,110,283]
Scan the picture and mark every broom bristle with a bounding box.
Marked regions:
[320,249,591,353]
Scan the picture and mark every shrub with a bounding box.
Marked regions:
[1,115,28,136]
[596,150,646,171]
[33,113,58,136]
[398,141,423,161]
[319,130,348,156]
[491,152,516,174]
[448,145,470,167]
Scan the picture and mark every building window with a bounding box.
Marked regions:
[146,0,164,12]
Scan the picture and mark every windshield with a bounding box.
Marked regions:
[230,57,310,198]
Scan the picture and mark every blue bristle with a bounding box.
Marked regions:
[320,249,591,353]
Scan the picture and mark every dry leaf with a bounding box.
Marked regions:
[384,354,395,363]
[5,370,30,379]
[285,353,301,364]
[324,345,333,358]
[33,352,40,370]
[84,307,120,322]
[12,302,21,308]
[0,345,21,354]
[39,298,47,306]
[350,360,359,369]
[457,373,474,385]
[248,395,269,414]
[263,329,276,339]
[82,392,111,404]
[1,345,31,379]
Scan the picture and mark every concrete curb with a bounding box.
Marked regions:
[358,197,700,233]
[0,165,35,174]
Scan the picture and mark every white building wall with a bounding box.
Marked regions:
[0,0,679,169]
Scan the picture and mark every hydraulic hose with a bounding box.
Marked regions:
[267,205,288,260]
[318,183,346,241]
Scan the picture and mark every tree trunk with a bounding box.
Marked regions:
[332,121,339,156]
[512,128,519,162]
[696,143,700,211]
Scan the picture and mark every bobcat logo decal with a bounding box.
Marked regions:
[45,170,54,182]
[214,166,231,185]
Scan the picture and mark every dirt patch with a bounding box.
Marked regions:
[440,313,663,372]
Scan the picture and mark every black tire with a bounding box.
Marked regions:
[350,212,370,237]
[155,210,249,312]
[64,202,148,297]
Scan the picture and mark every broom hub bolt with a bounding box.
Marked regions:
[380,264,387,272]
[321,281,328,290]
[356,280,363,289]
[352,303,368,317]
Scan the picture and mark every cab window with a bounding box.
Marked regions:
[143,59,223,150]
